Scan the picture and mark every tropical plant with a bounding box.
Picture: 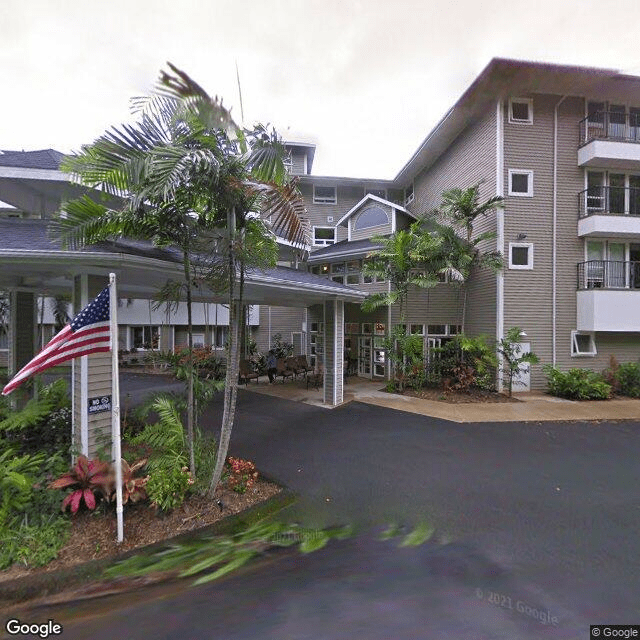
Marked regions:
[428,184,504,332]
[611,360,640,398]
[270,333,294,359]
[146,465,193,512]
[49,455,111,514]
[497,327,540,397]
[53,64,307,494]
[115,458,149,505]
[361,225,440,322]
[543,365,612,400]
[0,449,45,527]
[383,326,425,392]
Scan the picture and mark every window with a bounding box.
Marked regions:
[571,331,597,357]
[132,326,159,349]
[508,170,533,196]
[283,151,293,174]
[509,98,533,124]
[213,326,227,348]
[365,188,387,199]
[354,206,389,230]
[331,262,345,274]
[404,183,414,206]
[345,323,360,334]
[410,324,424,335]
[0,327,7,350]
[313,185,337,204]
[346,274,360,285]
[509,242,534,269]
[362,323,373,334]
[192,333,205,348]
[374,323,386,335]
[313,227,336,246]
[331,275,345,284]
[427,325,447,336]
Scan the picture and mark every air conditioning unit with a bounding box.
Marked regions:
[327,216,334,223]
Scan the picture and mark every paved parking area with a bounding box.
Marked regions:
[42,387,640,639]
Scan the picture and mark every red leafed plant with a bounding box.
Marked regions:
[226,457,259,494]
[115,458,149,505]
[49,455,111,514]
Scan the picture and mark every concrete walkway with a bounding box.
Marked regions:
[246,376,640,422]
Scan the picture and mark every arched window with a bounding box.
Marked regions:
[354,206,389,230]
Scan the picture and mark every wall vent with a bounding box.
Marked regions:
[327,216,334,223]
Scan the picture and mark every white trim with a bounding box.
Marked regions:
[312,225,336,246]
[508,242,534,269]
[404,182,414,206]
[496,99,505,393]
[508,169,534,197]
[508,97,533,125]
[335,193,411,227]
[79,273,89,457]
[571,330,597,357]
[313,185,337,205]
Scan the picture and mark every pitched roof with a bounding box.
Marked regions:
[307,238,381,262]
[0,149,66,170]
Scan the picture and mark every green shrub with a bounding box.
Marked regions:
[615,362,640,398]
[0,516,70,569]
[0,449,46,527]
[147,465,192,511]
[543,365,612,400]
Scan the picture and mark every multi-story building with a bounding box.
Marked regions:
[258,58,640,390]
[3,58,640,392]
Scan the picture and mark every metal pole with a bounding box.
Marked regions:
[109,273,123,543]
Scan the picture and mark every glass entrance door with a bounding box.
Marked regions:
[358,337,372,377]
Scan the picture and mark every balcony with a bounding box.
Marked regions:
[577,187,640,238]
[576,260,640,331]
[578,112,640,169]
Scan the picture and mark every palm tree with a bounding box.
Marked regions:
[54,64,308,489]
[439,183,504,243]
[428,185,504,332]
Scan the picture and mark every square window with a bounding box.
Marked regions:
[313,185,337,204]
[509,170,533,196]
[509,98,533,124]
[509,243,534,269]
[313,227,336,246]
[410,324,424,335]
[362,323,373,334]
[346,274,360,285]
[571,331,597,357]
[331,262,345,274]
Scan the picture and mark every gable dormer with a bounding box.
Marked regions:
[336,194,416,241]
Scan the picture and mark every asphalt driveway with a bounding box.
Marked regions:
[27,388,640,639]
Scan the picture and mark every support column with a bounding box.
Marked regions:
[72,274,113,458]
[7,290,37,404]
[323,299,344,406]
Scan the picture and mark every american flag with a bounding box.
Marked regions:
[2,286,112,396]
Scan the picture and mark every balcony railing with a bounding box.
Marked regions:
[579,111,640,146]
[577,260,640,289]
[578,186,640,218]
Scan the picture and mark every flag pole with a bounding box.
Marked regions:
[109,273,123,543]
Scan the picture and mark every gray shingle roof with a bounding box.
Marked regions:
[307,238,381,262]
[0,219,362,295]
[0,149,66,170]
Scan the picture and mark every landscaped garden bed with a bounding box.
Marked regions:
[401,387,520,403]
[0,477,282,585]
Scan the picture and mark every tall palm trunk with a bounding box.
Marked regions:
[209,208,242,496]
[182,250,196,477]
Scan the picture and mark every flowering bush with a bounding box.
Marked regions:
[226,457,258,494]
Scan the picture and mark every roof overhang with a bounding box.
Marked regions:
[0,248,366,306]
[394,57,629,185]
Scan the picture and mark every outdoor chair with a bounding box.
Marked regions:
[239,359,259,386]
[295,355,312,376]
[306,366,324,390]
[286,356,305,378]
[276,358,295,383]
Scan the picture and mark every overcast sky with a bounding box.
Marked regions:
[3,0,640,179]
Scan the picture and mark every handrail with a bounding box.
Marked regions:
[579,110,640,146]
[577,260,640,289]
[578,186,640,218]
